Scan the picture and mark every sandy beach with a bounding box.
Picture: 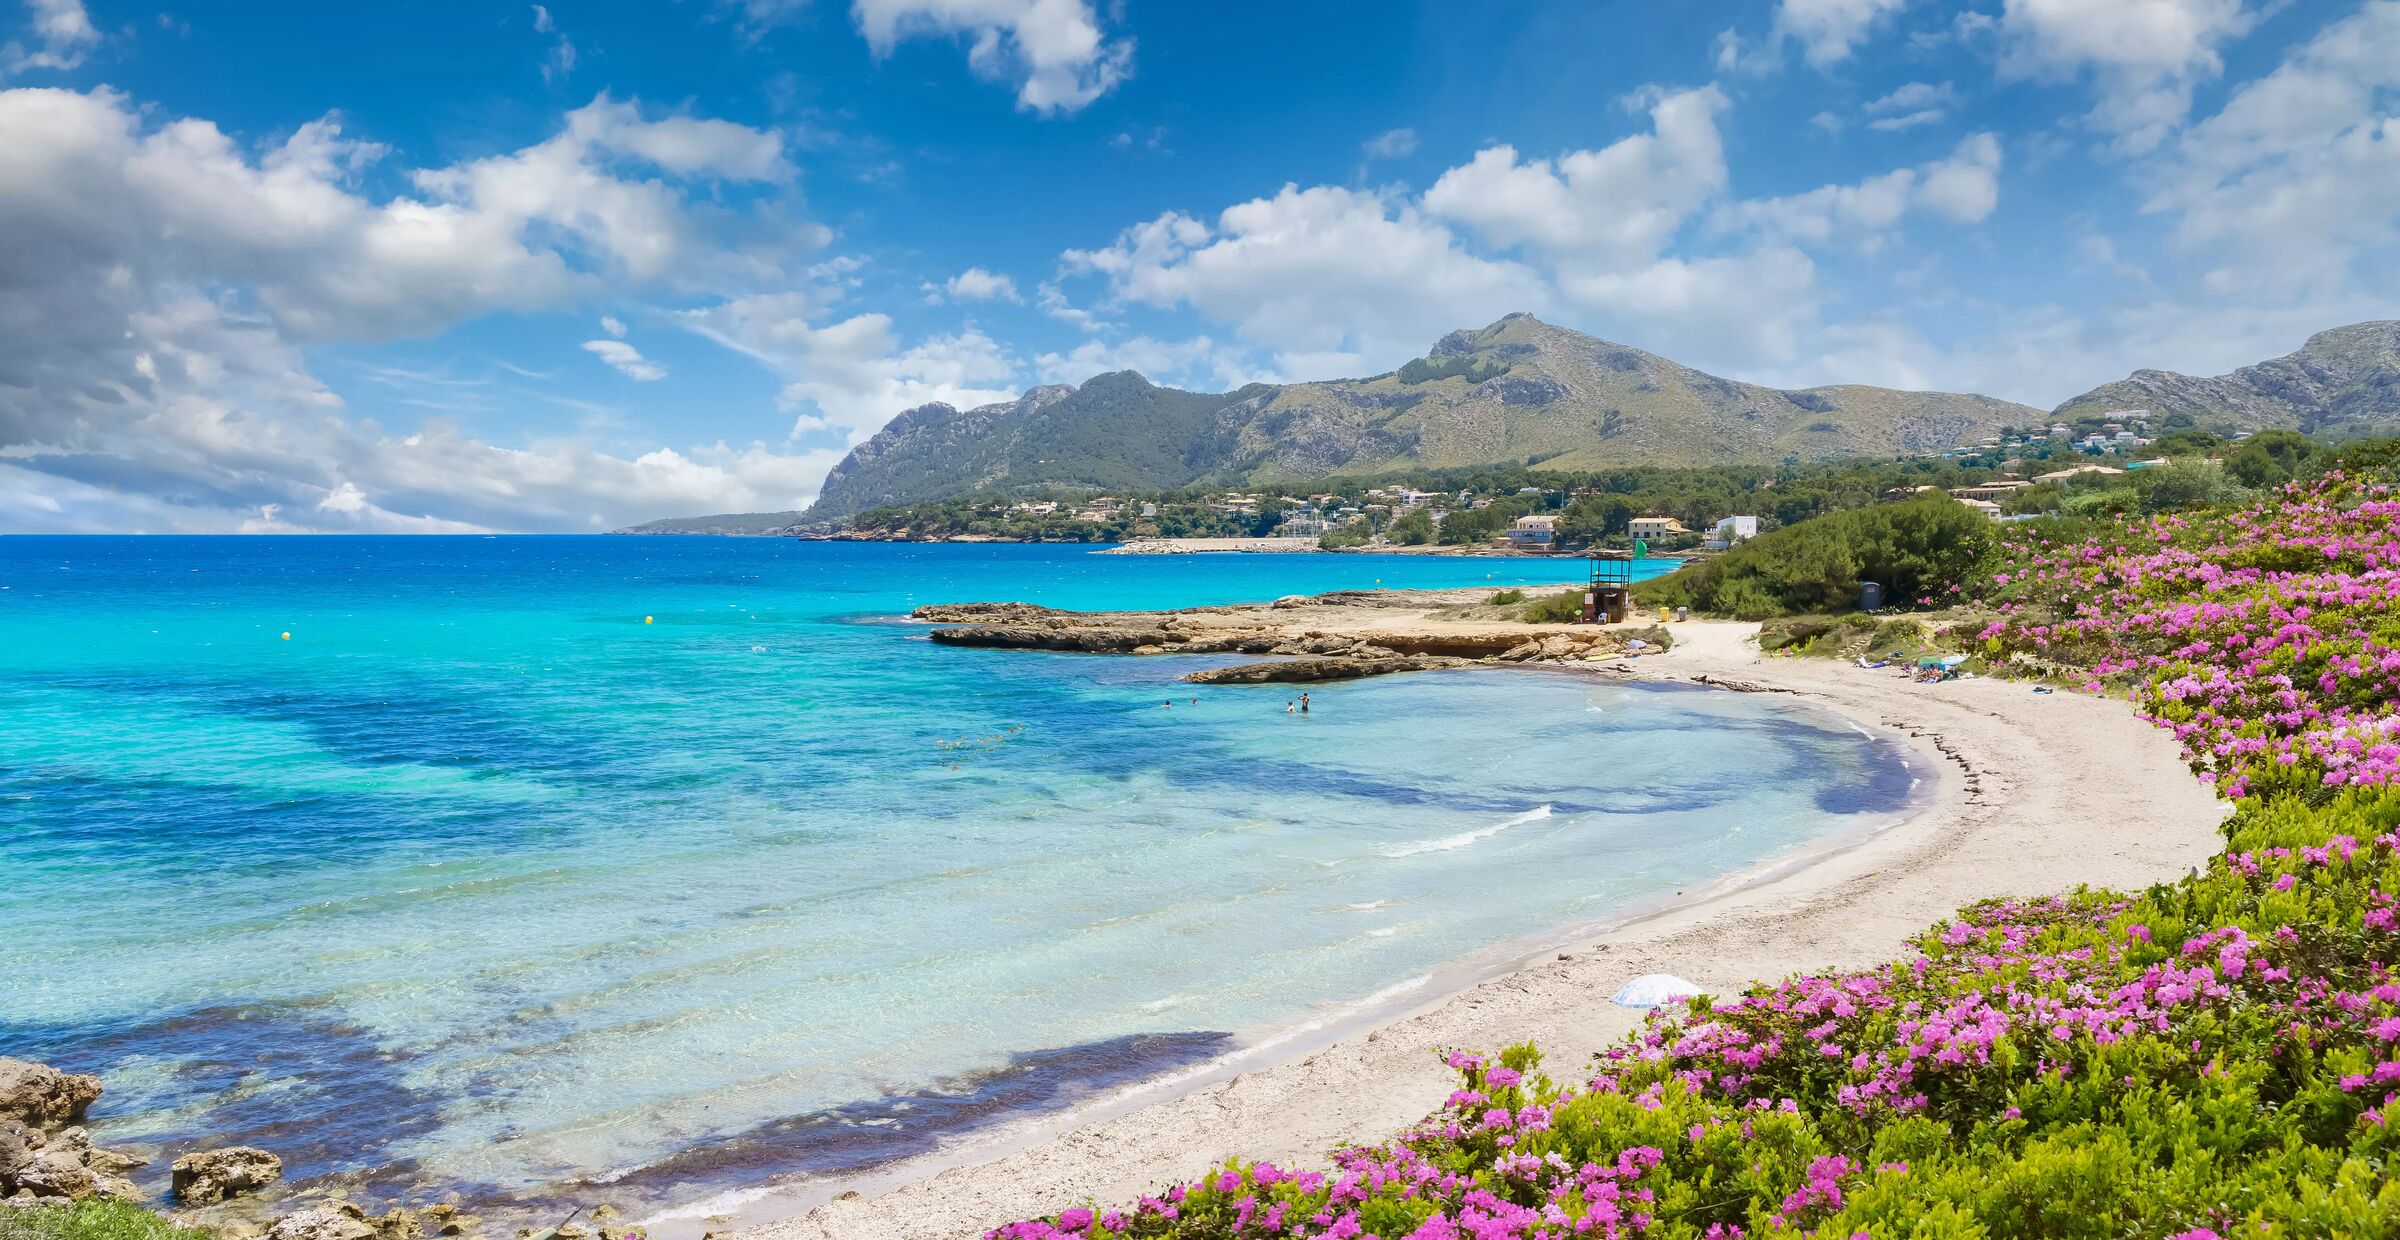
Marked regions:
[725,621,2227,1240]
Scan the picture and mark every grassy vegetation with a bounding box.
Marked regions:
[1520,591,1583,624]
[0,1200,214,1240]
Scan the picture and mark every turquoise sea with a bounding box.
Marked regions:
[0,537,1916,1215]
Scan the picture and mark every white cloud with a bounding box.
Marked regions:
[1557,247,1820,370]
[582,338,667,381]
[1362,127,1418,160]
[1998,0,2266,151]
[851,0,1133,115]
[1065,184,1549,379]
[1422,86,1728,268]
[1032,334,1263,390]
[1863,80,1958,130]
[1035,280,1106,332]
[942,266,1022,302]
[0,85,836,531]
[5,0,99,72]
[2147,0,2400,295]
[680,295,1023,440]
[600,314,627,337]
[1775,0,1911,66]
[531,4,576,82]
[1720,133,2001,251]
[1868,80,1957,113]
[1918,131,2004,221]
[1868,109,1947,132]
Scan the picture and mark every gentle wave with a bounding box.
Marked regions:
[1378,805,1554,858]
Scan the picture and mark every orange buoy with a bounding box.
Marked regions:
[280,632,291,641]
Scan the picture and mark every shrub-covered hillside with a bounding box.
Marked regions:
[989,469,2400,1238]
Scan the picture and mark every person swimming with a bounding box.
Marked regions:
[1285,700,1296,713]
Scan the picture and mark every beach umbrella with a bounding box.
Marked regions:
[1611,973,1704,1008]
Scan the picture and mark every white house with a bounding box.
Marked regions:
[1507,514,1559,549]
[1705,515,1758,551]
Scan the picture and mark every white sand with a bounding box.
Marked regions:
[726,621,2226,1240]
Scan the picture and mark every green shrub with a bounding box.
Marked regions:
[1486,588,1525,605]
[1636,495,1994,618]
[1520,591,1583,623]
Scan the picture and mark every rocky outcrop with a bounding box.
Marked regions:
[172,1146,284,1204]
[2,1122,141,1202]
[2055,320,2400,433]
[1184,656,1465,684]
[0,1059,101,1130]
[265,1203,381,1240]
[0,1060,147,1204]
[245,1199,472,1240]
[911,590,1674,683]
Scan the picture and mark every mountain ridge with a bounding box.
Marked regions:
[634,314,2032,530]
[2054,321,2400,433]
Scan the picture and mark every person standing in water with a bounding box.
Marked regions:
[1300,692,1310,714]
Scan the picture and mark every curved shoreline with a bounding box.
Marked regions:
[718,622,2227,1240]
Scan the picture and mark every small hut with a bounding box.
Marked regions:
[1584,551,1634,624]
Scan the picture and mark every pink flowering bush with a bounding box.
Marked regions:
[994,471,2400,1238]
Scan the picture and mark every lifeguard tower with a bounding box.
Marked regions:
[1583,550,1634,624]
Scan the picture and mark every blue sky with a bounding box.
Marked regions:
[3,0,2395,531]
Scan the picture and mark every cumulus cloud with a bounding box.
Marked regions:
[1723,132,2002,246]
[1774,0,1911,66]
[680,295,1023,440]
[852,0,1133,114]
[1558,247,1821,370]
[2148,0,2400,295]
[583,339,667,381]
[1422,86,1728,267]
[1997,0,2267,151]
[940,266,1022,302]
[5,0,98,72]
[0,85,839,532]
[1031,334,1263,390]
[1064,184,1548,379]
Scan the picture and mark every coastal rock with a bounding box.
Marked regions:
[1,1121,35,1183]
[911,602,1063,624]
[0,1119,140,1203]
[1182,656,1463,684]
[0,1059,102,1130]
[926,624,1176,653]
[16,1148,101,1200]
[172,1146,284,1204]
[266,1203,379,1240]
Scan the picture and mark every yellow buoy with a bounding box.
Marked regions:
[644,615,654,624]
[280,632,291,641]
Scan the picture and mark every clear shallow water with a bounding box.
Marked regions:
[0,537,1912,1209]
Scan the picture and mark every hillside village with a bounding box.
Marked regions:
[825,406,2278,554]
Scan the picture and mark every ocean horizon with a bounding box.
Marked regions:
[1,536,1916,1218]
